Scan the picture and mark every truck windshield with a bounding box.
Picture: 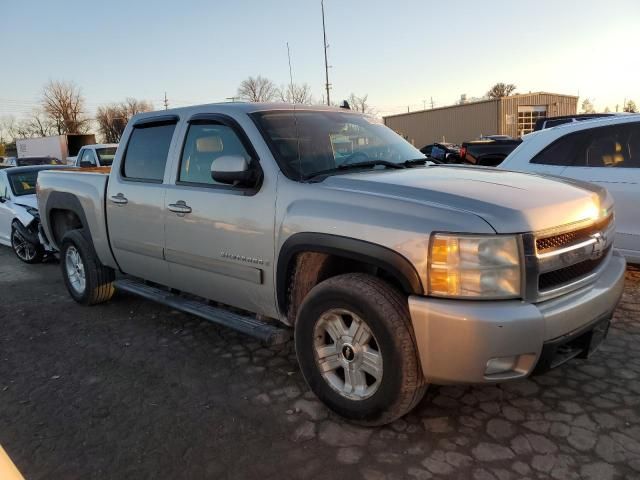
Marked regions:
[96,147,117,166]
[8,171,38,196]
[252,110,425,180]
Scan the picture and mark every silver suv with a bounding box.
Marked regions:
[37,103,626,425]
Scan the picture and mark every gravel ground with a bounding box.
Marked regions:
[1,247,640,480]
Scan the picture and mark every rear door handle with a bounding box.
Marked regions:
[168,201,192,214]
[110,193,128,205]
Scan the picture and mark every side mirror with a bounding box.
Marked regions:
[211,155,255,186]
[0,197,5,204]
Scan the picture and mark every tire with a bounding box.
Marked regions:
[60,229,115,305]
[11,225,44,264]
[295,273,427,426]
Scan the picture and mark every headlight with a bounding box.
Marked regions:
[428,234,522,299]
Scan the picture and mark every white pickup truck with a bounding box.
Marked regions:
[71,144,118,168]
[37,103,625,425]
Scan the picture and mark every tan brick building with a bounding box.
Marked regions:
[383,92,578,147]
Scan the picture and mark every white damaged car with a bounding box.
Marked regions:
[0,166,64,263]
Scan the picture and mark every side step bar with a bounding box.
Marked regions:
[114,279,291,346]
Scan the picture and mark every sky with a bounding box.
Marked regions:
[1,0,639,120]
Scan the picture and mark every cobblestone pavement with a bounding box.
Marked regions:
[1,247,640,480]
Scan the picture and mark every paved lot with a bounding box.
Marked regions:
[1,247,640,480]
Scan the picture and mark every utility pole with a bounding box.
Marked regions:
[163,92,169,110]
[430,97,435,109]
[321,0,331,106]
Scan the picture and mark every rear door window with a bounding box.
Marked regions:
[577,123,640,168]
[122,122,177,182]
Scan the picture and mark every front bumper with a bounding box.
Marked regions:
[408,251,626,384]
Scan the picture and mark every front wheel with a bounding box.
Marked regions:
[295,273,427,426]
[11,226,44,264]
[60,230,115,305]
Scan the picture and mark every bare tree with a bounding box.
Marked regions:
[96,98,153,143]
[486,83,517,99]
[279,83,313,104]
[604,106,611,113]
[581,98,595,114]
[41,80,89,134]
[3,110,57,139]
[348,93,376,115]
[0,116,16,142]
[624,100,638,113]
[237,76,278,102]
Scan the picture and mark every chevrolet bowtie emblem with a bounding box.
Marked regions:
[591,232,606,259]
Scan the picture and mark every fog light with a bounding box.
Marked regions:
[485,356,518,375]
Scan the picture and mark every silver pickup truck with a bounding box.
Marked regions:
[37,103,626,425]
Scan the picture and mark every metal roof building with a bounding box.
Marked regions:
[383,92,578,146]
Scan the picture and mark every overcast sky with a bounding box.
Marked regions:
[1,0,639,118]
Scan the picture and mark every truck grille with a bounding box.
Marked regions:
[526,214,615,300]
[536,216,612,253]
[538,246,611,291]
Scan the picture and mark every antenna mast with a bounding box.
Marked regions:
[321,0,331,106]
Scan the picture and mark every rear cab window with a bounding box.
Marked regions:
[121,119,177,182]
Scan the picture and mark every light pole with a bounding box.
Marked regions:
[321,0,331,106]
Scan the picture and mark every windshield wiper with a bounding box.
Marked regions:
[305,160,405,180]
[403,157,439,166]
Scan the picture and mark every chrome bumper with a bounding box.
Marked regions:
[408,251,626,384]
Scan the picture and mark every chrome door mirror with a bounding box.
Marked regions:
[211,155,255,186]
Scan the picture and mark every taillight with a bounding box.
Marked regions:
[460,146,467,160]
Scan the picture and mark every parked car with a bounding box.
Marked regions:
[500,114,640,263]
[2,156,64,167]
[73,144,119,168]
[37,103,624,425]
[0,166,65,263]
[534,114,616,132]
[460,137,522,166]
[419,143,460,163]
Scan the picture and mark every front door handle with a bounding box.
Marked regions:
[168,200,192,215]
[110,193,128,205]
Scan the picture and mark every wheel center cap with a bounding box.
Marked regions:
[342,344,355,362]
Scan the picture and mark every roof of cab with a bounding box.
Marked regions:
[129,102,358,123]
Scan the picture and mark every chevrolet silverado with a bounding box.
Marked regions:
[37,103,625,425]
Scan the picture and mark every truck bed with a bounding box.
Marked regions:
[36,167,116,268]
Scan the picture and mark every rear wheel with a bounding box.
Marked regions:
[60,230,115,305]
[295,273,427,426]
[11,226,44,264]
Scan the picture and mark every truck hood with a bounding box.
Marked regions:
[323,165,610,233]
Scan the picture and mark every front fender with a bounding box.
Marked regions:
[276,232,424,314]
[11,204,35,228]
